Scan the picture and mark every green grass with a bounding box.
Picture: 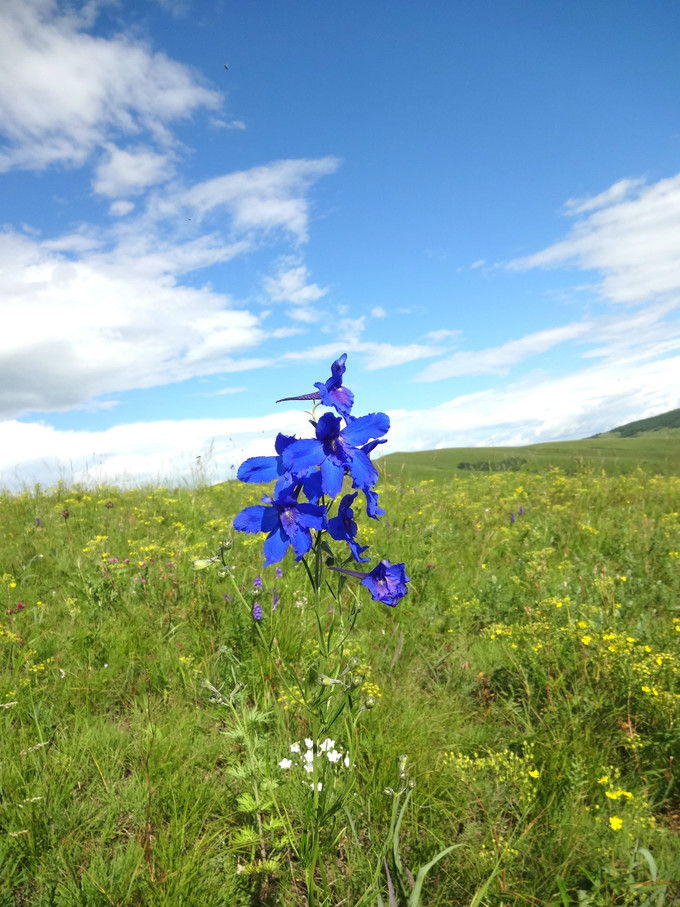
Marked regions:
[1,468,680,905]
[378,436,680,484]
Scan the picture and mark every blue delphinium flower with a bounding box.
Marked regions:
[282,411,389,499]
[313,353,354,420]
[329,559,409,607]
[327,492,369,562]
[233,488,326,566]
[237,433,297,484]
[276,353,354,420]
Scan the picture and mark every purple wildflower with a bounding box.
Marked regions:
[252,601,263,621]
[253,575,263,590]
[276,566,284,579]
[510,512,516,524]
[276,353,355,420]
[327,492,369,562]
[282,411,389,499]
[329,559,409,607]
[272,591,280,611]
[233,488,326,566]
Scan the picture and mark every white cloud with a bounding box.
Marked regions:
[0,0,221,172]
[563,177,646,215]
[0,227,264,419]
[0,411,312,490]
[156,157,341,241]
[263,264,328,305]
[371,306,386,318]
[93,144,173,198]
[388,354,680,453]
[109,200,135,217]
[208,386,246,396]
[416,322,591,382]
[2,351,678,491]
[508,173,680,303]
[0,149,340,420]
[279,338,442,370]
[422,328,460,343]
[212,118,247,131]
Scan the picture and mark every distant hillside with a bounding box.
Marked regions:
[591,407,680,439]
[377,434,680,484]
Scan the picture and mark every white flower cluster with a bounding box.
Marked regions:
[278,737,351,791]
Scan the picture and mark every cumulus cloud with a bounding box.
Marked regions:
[508,173,680,303]
[0,150,340,420]
[263,263,328,321]
[0,228,265,419]
[0,0,221,172]
[93,144,173,198]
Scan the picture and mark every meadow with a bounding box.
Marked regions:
[1,463,679,905]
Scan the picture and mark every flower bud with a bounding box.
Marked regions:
[318,674,343,686]
[193,558,216,571]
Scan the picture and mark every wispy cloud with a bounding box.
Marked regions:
[156,157,341,241]
[508,173,680,303]
[416,322,591,382]
[390,353,680,453]
[422,328,460,343]
[563,177,646,215]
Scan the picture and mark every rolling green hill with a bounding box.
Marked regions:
[590,406,680,438]
[377,408,680,483]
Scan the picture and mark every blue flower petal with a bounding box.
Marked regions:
[342,412,389,447]
[315,412,343,444]
[263,529,291,565]
[290,527,314,560]
[282,438,324,475]
[321,457,344,498]
[237,456,284,484]
[295,502,327,530]
[347,448,378,492]
[233,505,268,533]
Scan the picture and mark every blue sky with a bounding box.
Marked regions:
[1,0,680,488]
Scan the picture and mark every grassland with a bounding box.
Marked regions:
[1,462,680,905]
[378,436,680,485]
